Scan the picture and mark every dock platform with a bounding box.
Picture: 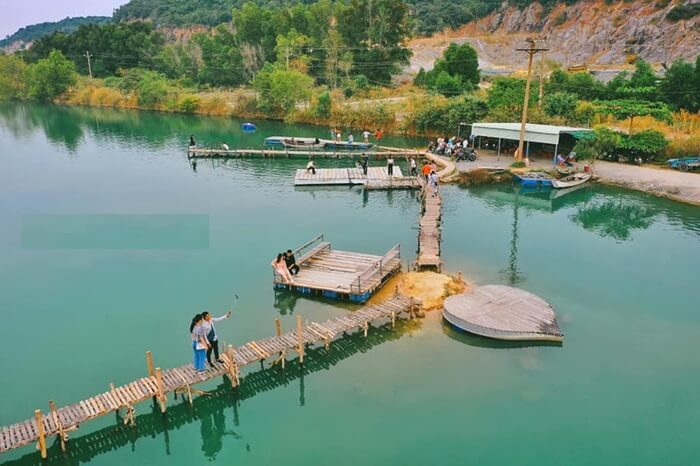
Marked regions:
[294,166,414,186]
[0,294,419,459]
[188,147,421,159]
[442,285,564,342]
[274,235,401,302]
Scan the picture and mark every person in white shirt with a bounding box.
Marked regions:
[387,157,394,176]
[362,130,370,143]
[410,157,417,176]
[348,133,354,143]
[306,160,316,174]
[221,142,229,150]
[201,310,232,365]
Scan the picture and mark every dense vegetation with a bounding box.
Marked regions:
[0,16,111,49]
[113,0,236,27]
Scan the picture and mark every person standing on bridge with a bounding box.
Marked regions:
[201,310,232,366]
[190,313,209,372]
[387,156,394,176]
[429,170,440,197]
[410,157,418,176]
[361,153,369,175]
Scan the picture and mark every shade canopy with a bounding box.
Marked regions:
[471,123,592,146]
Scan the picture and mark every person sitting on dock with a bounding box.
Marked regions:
[336,130,342,142]
[284,249,300,275]
[190,314,209,372]
[272,253,295,284]
[361,153,369,175]
[201,310,232,366]
[387,156,394,176]
[410,157,418,176]
[306,160,316,175]
[221,142,229,151]
[348,133,354,143]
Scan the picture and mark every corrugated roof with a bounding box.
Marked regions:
[470,122,592,146]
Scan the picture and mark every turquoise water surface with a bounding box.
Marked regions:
[0,103,699,465]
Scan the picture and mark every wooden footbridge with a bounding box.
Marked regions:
[414,182,443,272]
[188,147,422,159]
[0,294,418,459]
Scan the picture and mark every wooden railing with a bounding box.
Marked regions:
[350,244,401,293]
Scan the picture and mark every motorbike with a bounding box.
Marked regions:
[454,147,477,162]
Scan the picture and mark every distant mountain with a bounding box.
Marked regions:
[0,16,112,52]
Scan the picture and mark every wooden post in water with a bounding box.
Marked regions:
[226,345,240,387]
[155,368,167,413]
[275,319,286,369]
[296,315,304,364]
[48,400,66,452]
[145,351,155,377]
[34,409,47,459]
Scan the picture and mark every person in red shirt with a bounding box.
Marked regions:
[375,129,383,142]
[421,162,431,182]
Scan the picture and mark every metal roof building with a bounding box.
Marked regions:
[470,122,593,162]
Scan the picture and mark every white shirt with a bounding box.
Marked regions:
[307,161,315,168]
[387,158,394,165]
[200,315,229,342]
[410,159,416,168]
[363,131,370,138]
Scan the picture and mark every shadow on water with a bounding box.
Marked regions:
[441,317,562,350]
[4,319,422,466]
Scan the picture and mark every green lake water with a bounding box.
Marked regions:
[1,103,699,465]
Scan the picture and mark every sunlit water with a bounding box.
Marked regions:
[0,103,698,466]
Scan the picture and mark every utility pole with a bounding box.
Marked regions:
[515,38,548,165]
[84,51,93,79]
[538,49,546,108]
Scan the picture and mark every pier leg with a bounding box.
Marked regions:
[274,319,286,369]
[48,400,67,452]
[155,368,167,413]
[363,321,369,337]
[391,311,396,328]
[226,345,240,387]
[34,409,47,459]
[296,315,304,364]
[146,351,156,402]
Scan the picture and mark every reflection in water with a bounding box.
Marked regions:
[571,199,657,241]
[4,319,421,466]
[499,189,524,285]
[441,318,562,349]
[273,290,299,315]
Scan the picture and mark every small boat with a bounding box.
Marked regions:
[241,122,257,133]
[513,172,554,187]
[264,136,324,148]
[551,172,592,189]
[320,139,373,150]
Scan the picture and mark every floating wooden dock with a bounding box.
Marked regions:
[188,147,421,159]
[442,285,564,342]
[294,166,413,186]
[414,182,442,272]
[274,235,401,302]
[0,294,419,459]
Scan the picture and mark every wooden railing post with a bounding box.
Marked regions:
[48,400,66,452]
[146,351,155,377]
[275,319,286,369]
[296,315,304,364]
[226,345,240,387]
[155,368,166,413]
[34,409,47,459]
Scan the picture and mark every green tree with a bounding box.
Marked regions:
[442,42,480,88]
[435,71,462,97]
[313,90,332,119]
[25,50,77,101]
[593,99,672,133]
[337,0,412,85]
[543,92,578,118]
[620,129,668,162]
[192,25,245,86]
[660,59,699,112]
[487,77,536,111]
[253,64,314,114]
[0,54,27,100]
[275,30,311,70]
[136,71,172,108]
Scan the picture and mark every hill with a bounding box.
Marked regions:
[113,0,237,26]
[0,16,111,52]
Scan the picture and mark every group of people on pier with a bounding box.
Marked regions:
[331,128,383,143]
[271,249,300,284]
[189,310,233,371]
[421,161,440,196]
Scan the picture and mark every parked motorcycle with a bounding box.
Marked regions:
[454,147,477,162]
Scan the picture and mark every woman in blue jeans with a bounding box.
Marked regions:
[190,313,209,372]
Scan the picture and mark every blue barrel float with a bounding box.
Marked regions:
[241,122,257,133]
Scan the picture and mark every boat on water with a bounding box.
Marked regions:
[321,139,373,150]
[264,136,324,148]
[513,172,554,187]
[551,172,592,189]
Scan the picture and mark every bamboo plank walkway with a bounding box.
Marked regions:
[188,148,421,159]
[414,181,442,272]
[0,294,418,459]
[443,285,563,342]
[273,235,401,302]
[293,166,406,186]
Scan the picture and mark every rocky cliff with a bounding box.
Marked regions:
[408,0,700,75]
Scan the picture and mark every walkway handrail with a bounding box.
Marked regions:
[292,234,325,257]
[351,244,401,293]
